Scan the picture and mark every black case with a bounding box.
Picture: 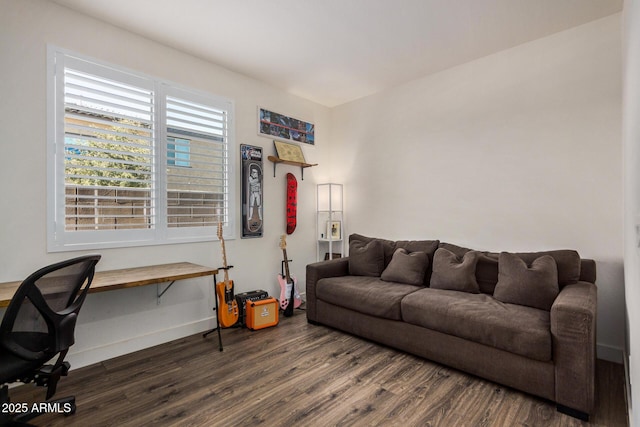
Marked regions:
[235,289,269,326]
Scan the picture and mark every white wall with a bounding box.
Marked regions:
[0,0,331,367]
[623,0,640,424]
[0,0,627,371]
[330,15,625,362]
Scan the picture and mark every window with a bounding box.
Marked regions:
[167,137,191,167]
[47,48,235,251]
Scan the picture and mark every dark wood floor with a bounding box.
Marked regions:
[9,311,628,426]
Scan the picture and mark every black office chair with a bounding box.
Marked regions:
[0,254,101,426]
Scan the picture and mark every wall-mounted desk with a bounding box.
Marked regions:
[0,262,218,307]
[0,262,223,349]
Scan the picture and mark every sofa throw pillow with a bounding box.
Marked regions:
[348,239,385,277]
[439,243,499,294]
[430,248,480,293]
[494,252,559,311]
[512,250,580,287]
[350,234,439,277]
[381,248,429,285]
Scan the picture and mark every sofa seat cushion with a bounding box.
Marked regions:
[401,288,551,361]
[316,276,422,320]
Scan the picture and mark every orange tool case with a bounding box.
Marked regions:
[245,297,279,330]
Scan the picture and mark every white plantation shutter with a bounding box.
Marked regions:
[165,92,230,229]
[48,49,235,251]
[63,67,155,231]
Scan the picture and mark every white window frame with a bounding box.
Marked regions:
[47,46,236,252]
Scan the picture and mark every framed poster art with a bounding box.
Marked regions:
[241,144,263,238]
[273,140,306,163]
[326,221,342,240]
[258,107,315,145]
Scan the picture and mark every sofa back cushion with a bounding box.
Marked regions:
[349,234,439,285]
[350,234,396,265]
[580,259,597,283]
[514,250,581,286]
[438,243,498,294]
[348,238,385,276]
[438,243,582,294]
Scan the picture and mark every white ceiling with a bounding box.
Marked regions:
[50,0,622,107]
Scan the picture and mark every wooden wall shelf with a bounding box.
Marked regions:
[268,156,317,180]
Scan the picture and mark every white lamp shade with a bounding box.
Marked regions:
[317,183,343,211]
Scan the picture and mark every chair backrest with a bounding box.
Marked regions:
[0,255,101,362]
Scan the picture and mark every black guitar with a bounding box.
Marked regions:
[278,235,300,317]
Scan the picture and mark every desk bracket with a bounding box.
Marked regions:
[157,280,176,305]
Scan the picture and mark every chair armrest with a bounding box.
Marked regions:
[551,281,597,414]
[306,257,350,322]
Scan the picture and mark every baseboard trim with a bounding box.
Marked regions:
[66,316,217,369]
[624,349,632,413]
[557,404,589,421]
[597,343,624,363]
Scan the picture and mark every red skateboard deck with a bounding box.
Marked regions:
[286,173,297,235]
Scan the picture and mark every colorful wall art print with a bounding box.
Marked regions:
[241,144,264,238]
[258,107,315,145]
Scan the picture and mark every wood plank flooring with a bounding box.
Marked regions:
[9,311,628,426]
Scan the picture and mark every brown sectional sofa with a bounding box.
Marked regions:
[306,234,597,421]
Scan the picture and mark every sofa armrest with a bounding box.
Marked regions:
[306,257,350,322]
[551,281,597,415]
